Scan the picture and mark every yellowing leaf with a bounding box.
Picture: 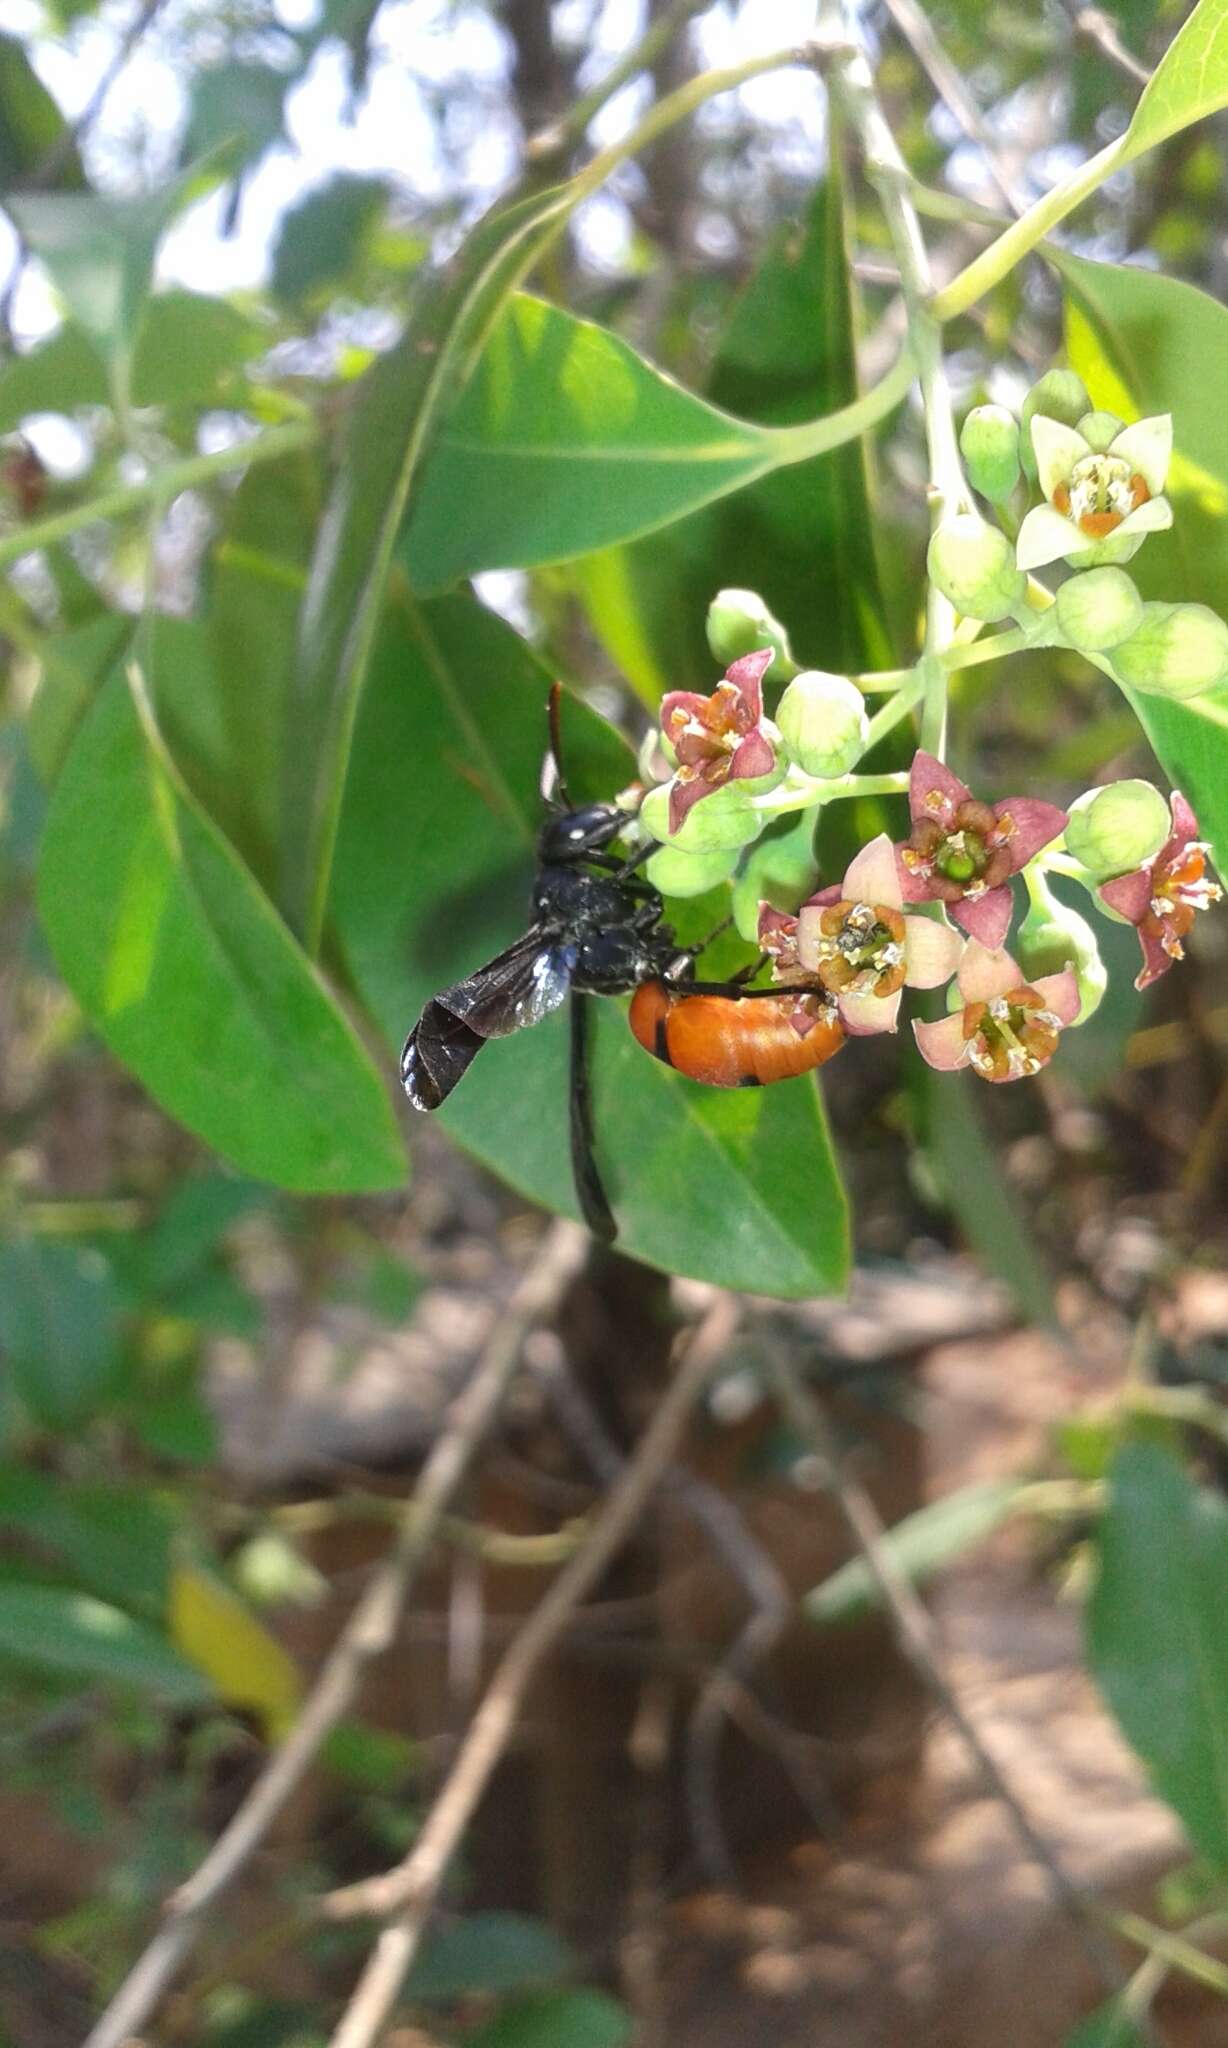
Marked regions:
[170,1564,302,1740]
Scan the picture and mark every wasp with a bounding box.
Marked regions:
[401,687,845,1240]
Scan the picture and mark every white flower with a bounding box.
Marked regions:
[1015,414,1173,573]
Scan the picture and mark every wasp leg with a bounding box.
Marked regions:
[569,993,617,1242]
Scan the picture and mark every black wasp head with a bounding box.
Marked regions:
[538,802,626,865]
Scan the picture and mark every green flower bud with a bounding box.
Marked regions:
[645,841,741,897]
[639,778,763,851]
[1016,873,1106,1025]
[960,404,1021,501]
[927,516,1027,622]
[775,670,868,778]
[1054,567,1144,652]
[1064,779,1171,880]
[705,588,799,681]
[1108,602,1228,701]
[1075,410,1124,454]
[1020,369,1091,479]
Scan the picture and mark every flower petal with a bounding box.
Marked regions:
[1099,869,1152,924]
[1169,791,1199,848]
[951,885,1014,949]
[909,749,967,829]
[729,729,776,783]
[1016,504,1085,572]
[913,1014,971,1071]
[1033,969,1080,1026]
[668,773,709,836]
[840,988,902,1036]
[1031,415,1091,500]
[902,916,963,989]
[795,905,825,973]
[842,831,903,908]
[1136,926,1176,990]
[957,939,1022,1001]
[1110,415,1172,495]
[1115,494,1172,541]
[661,689,715,737]
[992,796,1069,871]
[725,647,773,716]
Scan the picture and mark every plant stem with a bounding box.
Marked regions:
[820,15,972,762]
[942,625,1029,671]
[751,767,909,820]
[0,421,319,574]
[930,133,1129,324]
[525,0,708,172]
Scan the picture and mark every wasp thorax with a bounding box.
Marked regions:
[963,985,1063,1081]
[813,900,907,998]
[1052,454,1149,540]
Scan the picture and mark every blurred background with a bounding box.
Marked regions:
[4,1,1228,2044]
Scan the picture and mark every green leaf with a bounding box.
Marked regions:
[1064,2002,1149,2048]
[140,1171,269,1294]
[271,173,390,305]
[920,1067,1057,1324]
[403,292,779,590]
[0,29,83,187]
[130,290,266,409]
[0,1582,209,1704]
[37,663,406,1193]
[1061,251,1228,874]
[333,588,850,1297]
[0,1467,171,1615]
[1122,0,1228,164]
[572,165,894,708]
[461,1991,632,2048]
[0,1238,121,1430]
[182,61,293,174]
[804,1480,1025,1626]
[1087,1440,1228,1870]
[0,323,108,433]
[27,615,130,785]
[9,159,226,370]
[284,178,578,949]
[406,1914,575,2004]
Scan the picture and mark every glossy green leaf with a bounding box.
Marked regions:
[1087,1440,1228,1870]
[0,1238,121,1430]
[461,1991,632,2048]
[1064,2003,1149,2048]
[572,165,894,708]
[37,663,406,1193]
[403,292,779,590]
[1123,0,1228,163]
[1061,251,1228,874]
[332,588,850,1297]
[26,615,130,785]
[0,29,83,187]
[805,1480,1025,1626]
[0,1582,209,1703]
[284,179,577,948]
[406,1913,574,2004]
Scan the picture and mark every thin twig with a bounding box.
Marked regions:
[33,0,170,188]
[1068,6,1152,87]
[82,1220,589,2048]
[525,0,708,173]
[763,1353,1134,2005]
[319,1296,739,2048]
[880,0,1028,215]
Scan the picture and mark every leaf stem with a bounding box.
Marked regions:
[0,421,319,575]
[929,134,1128,324]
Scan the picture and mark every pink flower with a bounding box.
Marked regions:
[761,833,964,1037]
[661,649,778,834]
[1098,792,1222,990]
[914,941,1080,1083]
[898,750,1067,948]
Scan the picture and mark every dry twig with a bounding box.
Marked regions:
[83,1219,590,2048]
[320,1294,739,2048]
[881,0,1029,216]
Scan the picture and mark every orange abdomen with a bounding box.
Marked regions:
[628,981,845,1087]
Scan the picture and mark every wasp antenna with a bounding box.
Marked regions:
[544,682,573,810]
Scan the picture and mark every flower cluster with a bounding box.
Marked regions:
[632,379,1223,1089]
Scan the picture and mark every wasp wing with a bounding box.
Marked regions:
[400,934,576,1112]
